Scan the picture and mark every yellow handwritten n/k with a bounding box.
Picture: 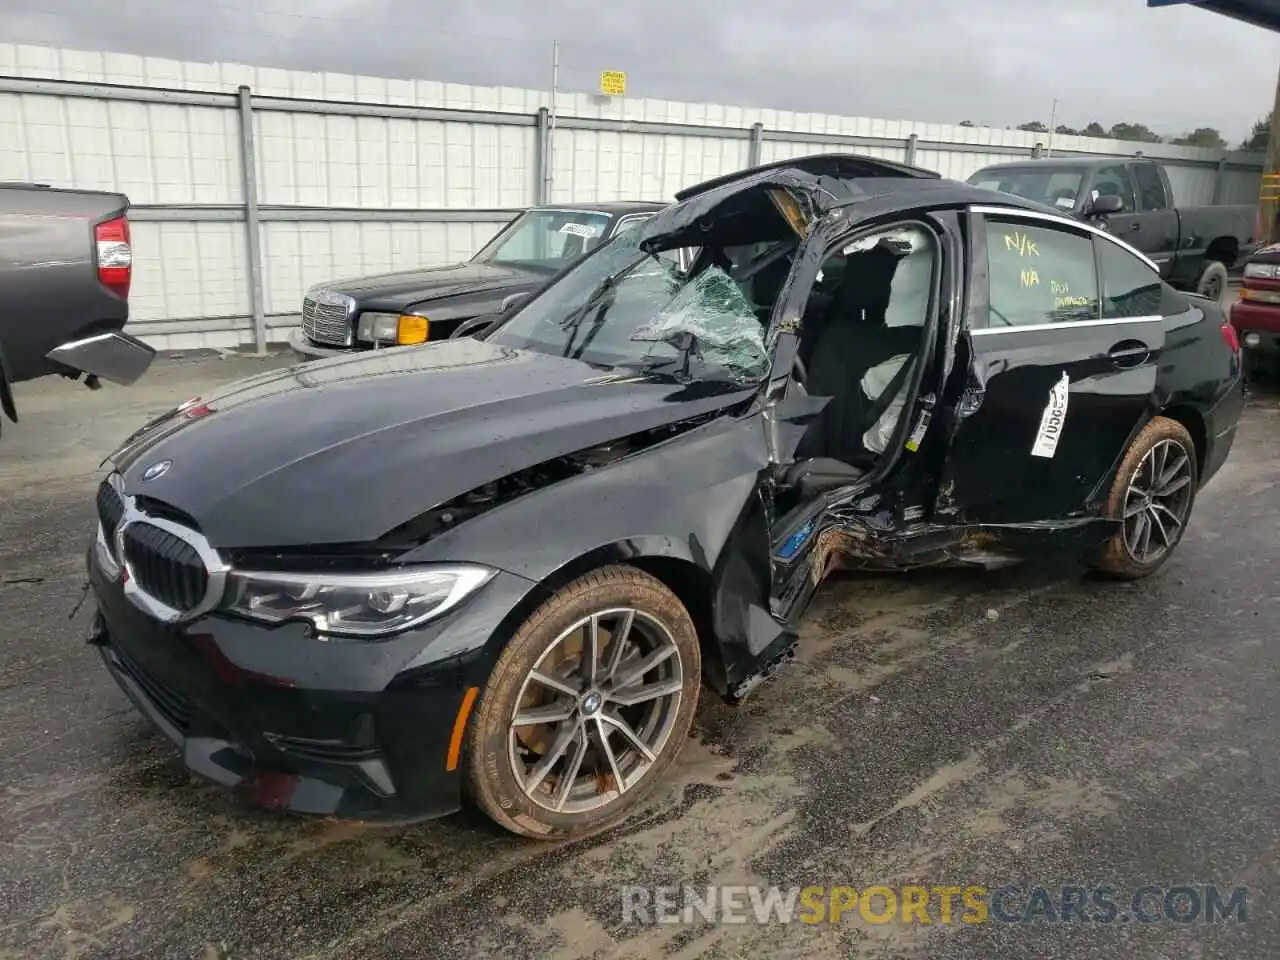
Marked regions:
[1003,232,1039,257]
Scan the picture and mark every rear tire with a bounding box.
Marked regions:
[1088,416,1198,580]
[1196,260,1229,304]
[465,565,701,840]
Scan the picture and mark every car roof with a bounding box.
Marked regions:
[633,154,1092,253]
[531,201,666,215]
[971,157,1146,173]
[831,177,1071,219]
[675,153,938,202]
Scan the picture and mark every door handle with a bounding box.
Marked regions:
[1107,339,1150,368]
[1128,222,1141,232]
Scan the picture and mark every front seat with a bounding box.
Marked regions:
[793,244,902,466]
[748,251,794,322]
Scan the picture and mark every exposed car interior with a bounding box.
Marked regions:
[775,227,935,509]
[487,181,939,507]
[641,187,937,507]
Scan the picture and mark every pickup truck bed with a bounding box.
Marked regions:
[0,183,153,437]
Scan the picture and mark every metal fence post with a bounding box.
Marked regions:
[534,107,549,204]
[748,122,764,168]
[236,85,267,354]
[905,133,919,167]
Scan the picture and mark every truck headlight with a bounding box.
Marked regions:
[1243,262,1279,279]
[356,312,430,345]
[224,565,493,638]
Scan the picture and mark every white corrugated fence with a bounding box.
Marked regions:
[0,43,1265,352]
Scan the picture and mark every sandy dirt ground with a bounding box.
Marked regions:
[1,350,1276,959]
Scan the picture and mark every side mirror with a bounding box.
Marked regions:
[499,291,532,312]
[1087,194,1124,217]
[450,314,499,340]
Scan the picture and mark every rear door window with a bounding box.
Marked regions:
[984,218,1100,327]
[1096,237,1164,318]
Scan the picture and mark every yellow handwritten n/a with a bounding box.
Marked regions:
[1003,232,1039,257]
[1021,269,1039,288]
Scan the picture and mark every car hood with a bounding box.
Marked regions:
[107,339,753,549]
[1246,241,1280,264]
[320,260,543,308]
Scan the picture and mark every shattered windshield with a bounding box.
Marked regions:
[486,233,774,382]
[473,209,613,270]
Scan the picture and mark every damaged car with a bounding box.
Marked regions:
[84,154,1243,840]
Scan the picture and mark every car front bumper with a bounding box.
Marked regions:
[286,327,361,361]
[88,544,538,822]
[1229,300,1280,354]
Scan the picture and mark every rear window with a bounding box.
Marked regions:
[968,167,1084,211]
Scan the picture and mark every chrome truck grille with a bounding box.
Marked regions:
[94,477,230,623]
[301,290,354,346]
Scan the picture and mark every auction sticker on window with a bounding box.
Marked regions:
[1031,372,1070,458]
[559,222,603,239]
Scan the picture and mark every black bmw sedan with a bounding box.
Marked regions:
[86,154,1243,840]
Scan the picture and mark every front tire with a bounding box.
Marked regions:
[1088,416,1198,580]
[465,565,702,840]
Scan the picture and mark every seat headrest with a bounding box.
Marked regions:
[834,245,899,318]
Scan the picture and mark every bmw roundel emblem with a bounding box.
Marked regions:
[140,459,172,482]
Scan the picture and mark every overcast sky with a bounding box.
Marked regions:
[4,0,1279,143]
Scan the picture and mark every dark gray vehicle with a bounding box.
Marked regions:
[0,183,153,437]
[967,157,1257,301]
[288,202,669,359]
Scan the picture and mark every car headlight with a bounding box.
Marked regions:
[356,312,430,345]
[1243,262,1280,279]
[223,564,493,638]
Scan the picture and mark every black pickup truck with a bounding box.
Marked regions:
[0,183,154,439]
[967,157,1256,301]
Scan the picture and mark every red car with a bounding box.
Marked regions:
[1230,241,1280,379]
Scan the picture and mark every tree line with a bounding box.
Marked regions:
[956,113,1272,151]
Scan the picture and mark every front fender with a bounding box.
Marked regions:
[397,412,778,695]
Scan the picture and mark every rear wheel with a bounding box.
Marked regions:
[1196,260,1229,304]
[1088,416,1198,580]
[465,565,701,840]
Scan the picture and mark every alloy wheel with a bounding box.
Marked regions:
[507,607,684,814]
[1121,438,1194,565]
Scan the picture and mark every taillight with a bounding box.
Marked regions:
[95,215,132,299]
[1220,320,1240,353]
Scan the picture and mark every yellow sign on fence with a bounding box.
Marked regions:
[600,70,627,97]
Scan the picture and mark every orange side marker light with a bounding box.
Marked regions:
[446,687,480,771]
